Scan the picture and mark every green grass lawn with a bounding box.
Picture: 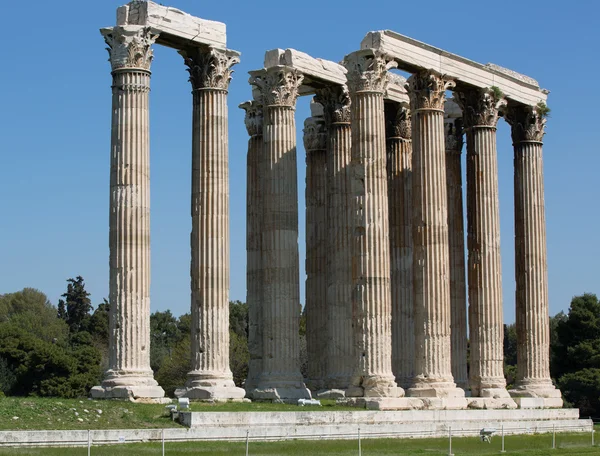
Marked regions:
[0,397,359,431]
[0,433,597,455]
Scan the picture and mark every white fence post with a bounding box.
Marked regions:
[448,426,453,456]
[162,428,165,456]
[501,423,506,453]
[87,429,91,456]
[358,425,361,456]
[246,429,249,456]
[552,424,556,449]
[593,428,595,447]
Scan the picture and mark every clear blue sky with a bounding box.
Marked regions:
[0,0,598,323]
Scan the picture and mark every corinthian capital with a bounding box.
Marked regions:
[505,104,547,143]
[303,116,327,153]
[101,26,159,71]
[343,50,398,94]
[314,85,351,125]
[385,102,411,140]
[406,70,455,111]
[239,101,263,137]
[249,67,304,107]
[455,87,507,128]
[180,47,240,90]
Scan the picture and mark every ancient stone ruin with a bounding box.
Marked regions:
[93,1,562,410]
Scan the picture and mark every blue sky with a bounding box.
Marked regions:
[0,0,598,323]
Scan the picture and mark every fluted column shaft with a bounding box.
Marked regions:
[456,88,509,398]
[249,67,310,400]
[514,141,550,384]
[176,47,244,400]
[506,105,559,402]
[385,102,414,389]
[407,70,462,397]
[305,113,328,391]
[109,68,152,376]
[444,114,468,391]
[241,101,264,394]
[344,51,401,397]
[315,86,354,391]
[92,26,164,399]
[466,125,507,395]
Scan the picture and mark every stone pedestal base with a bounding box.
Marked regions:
[467,397,518,409]
[175,386,246,401]
[249,380,311,402]
[176,373,245,401]
[338,396,469,410]
[365,398,425,410]
[510,384,563,408]
[90,385,167,402]
[512,397,564,409]
[407,379,465,399]
[91,370,166,401]
[480,387,513,398]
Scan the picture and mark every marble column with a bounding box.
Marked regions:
[343,50,402,398]
[175,46,245,400]
[444,103,468,392]
[406,70,464,399]
[456,88,511,400]
[240,98,263,396]
[91,25,164,400]
[304,103,328,391]
[385,101,414,390]
[506,104,562,407]
[314,86,354,394]
[249,67,311,400]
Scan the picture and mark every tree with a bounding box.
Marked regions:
[554,294,600,377]
[229,301,248,338]
[150,310,183,373]
[0,289,68,345]
[58,276,93,334]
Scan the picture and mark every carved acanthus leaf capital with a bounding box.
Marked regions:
[303,116,327,153]
[505,105,547,143]
[250,67,304,107]
[406,70,455,111]
[385,102,411,140]
[343,50,398,94]
[455,88,507,128]
[444,118,464,153]
[314,85,351,125]
[239,101,263,137]
[102,26,158,71]
[181,47,240,90]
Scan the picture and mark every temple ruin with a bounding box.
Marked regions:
[94,0,562,411]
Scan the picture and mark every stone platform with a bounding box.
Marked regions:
[179,409,590,441]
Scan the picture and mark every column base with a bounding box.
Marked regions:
[249,376,311,402]
[509,381,563,408]
[176,370,246,401]
[347,375,404,398]
[467,397,518,409]
[90,369,166,401]
[407,377,465,398]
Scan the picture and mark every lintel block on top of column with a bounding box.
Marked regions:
[264,49,347,93]
[361,30,548,107]
[116,1,227,50]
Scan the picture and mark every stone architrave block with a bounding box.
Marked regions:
[361,30,548,107]
[385,73,409,104]
[117,1,227,49]
[264,49,347,89]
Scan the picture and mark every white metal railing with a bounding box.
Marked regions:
[0,419,593,454]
